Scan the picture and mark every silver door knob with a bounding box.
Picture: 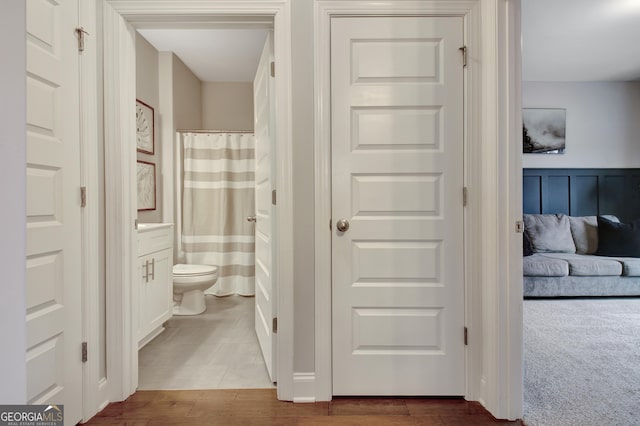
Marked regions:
[336,218,350,232]
[247,216,256,223]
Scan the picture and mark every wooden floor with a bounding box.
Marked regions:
[83,389,523,425]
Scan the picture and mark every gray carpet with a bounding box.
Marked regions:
[524,298,640,426]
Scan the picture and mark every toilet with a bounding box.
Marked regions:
[172,264,219,315]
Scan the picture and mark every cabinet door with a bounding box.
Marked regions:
[142,248,173,336]
[137,260,144,341]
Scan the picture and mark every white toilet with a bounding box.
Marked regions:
[172,264,219,315]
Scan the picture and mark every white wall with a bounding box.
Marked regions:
[136,34,162,223]
[0,0,27,403]
[202,82,254,131]
[523,82,640,168]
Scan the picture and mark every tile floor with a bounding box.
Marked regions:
[138,295,275,390]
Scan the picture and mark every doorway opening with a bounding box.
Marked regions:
[521,1,640,424]
[101,1,294,405]
[134,25,276,390]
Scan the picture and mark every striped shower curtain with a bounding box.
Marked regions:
[181,132,255,296]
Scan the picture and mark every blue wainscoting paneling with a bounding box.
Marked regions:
[523,175,541,214]
[523,168,640,223]
[546,176,570,214]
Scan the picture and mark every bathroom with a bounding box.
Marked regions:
[134,24,276,390]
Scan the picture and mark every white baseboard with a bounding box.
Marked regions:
[293,373,316,403]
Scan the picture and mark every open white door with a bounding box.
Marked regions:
[253,32,277,382]
[26,0,83,423]
[331,16,465,395]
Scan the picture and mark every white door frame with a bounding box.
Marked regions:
[101,0,294,402]
[80,0,111,420]
[313,0,523,419]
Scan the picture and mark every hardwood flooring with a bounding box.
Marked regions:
[83,389,523,425]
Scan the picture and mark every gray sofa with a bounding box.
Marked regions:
[523,214,640,297]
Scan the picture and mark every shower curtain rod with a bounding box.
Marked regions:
[177,129,254,134]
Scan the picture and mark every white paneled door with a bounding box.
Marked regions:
[26,0,83,423]
[253,32,277,382]
[331,16,465,395]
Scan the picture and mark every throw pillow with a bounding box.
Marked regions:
[569,215,619,254]
[523,231,534,256]
[523,214,576,253]
[596,216,640,258]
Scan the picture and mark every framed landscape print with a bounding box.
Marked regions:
[137,160,156,211]
[523,108,566,154]
[136,99,155,154]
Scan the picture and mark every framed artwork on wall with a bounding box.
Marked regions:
[523,108,566,154]
[137,160,156,211]
[136,99,155,154]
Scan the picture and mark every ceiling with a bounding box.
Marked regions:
[522,0,640,81]
[139,1,640,83]
[138,28,269,82]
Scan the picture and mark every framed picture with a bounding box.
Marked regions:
[137,160,156,211]
[136,99,155,154]
[523,108,566,154]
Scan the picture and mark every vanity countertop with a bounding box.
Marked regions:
[137,223,173,233]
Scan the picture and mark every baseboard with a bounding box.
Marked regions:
[293,373,316,403]
[478,375,488,408]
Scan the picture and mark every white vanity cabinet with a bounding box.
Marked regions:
[137,223,174,348]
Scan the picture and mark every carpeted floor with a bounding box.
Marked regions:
[524,298,640,426]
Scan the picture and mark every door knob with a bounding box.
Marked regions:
[336,218,350,232]
[247,216,257,223]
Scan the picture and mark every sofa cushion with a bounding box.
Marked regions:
[609,258,640,277]
[542,253,622,276]
[524,214,576,253]
[569,215,619,255]
[596,216,640,257]
[523,254,569,277]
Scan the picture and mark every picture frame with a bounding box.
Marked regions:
[523,108,566,154]
[137,160,156,211]
[136,99,155,154]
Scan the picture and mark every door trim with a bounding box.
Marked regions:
[80,0,111,421]
[102,0,294,402]
[314,0,523,419]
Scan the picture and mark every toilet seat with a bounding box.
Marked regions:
[173,263,217,277]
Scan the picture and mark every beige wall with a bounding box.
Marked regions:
[136,33,162,223]
[291,0,315,372]
[172,55,202,131]
[0,0,27,401]
[202,82,254,131]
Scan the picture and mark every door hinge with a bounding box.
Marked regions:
[82,342,88,363]
[459,46,467,68]
[329,219,332,231]
[270,61,275,77]
[516,220,524,233]
[80,186,87,207]
[76,27,89,52]
[272,189,277,205]
[272,317,278,334]
[463,187,468,207]
[464,327,468,346]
